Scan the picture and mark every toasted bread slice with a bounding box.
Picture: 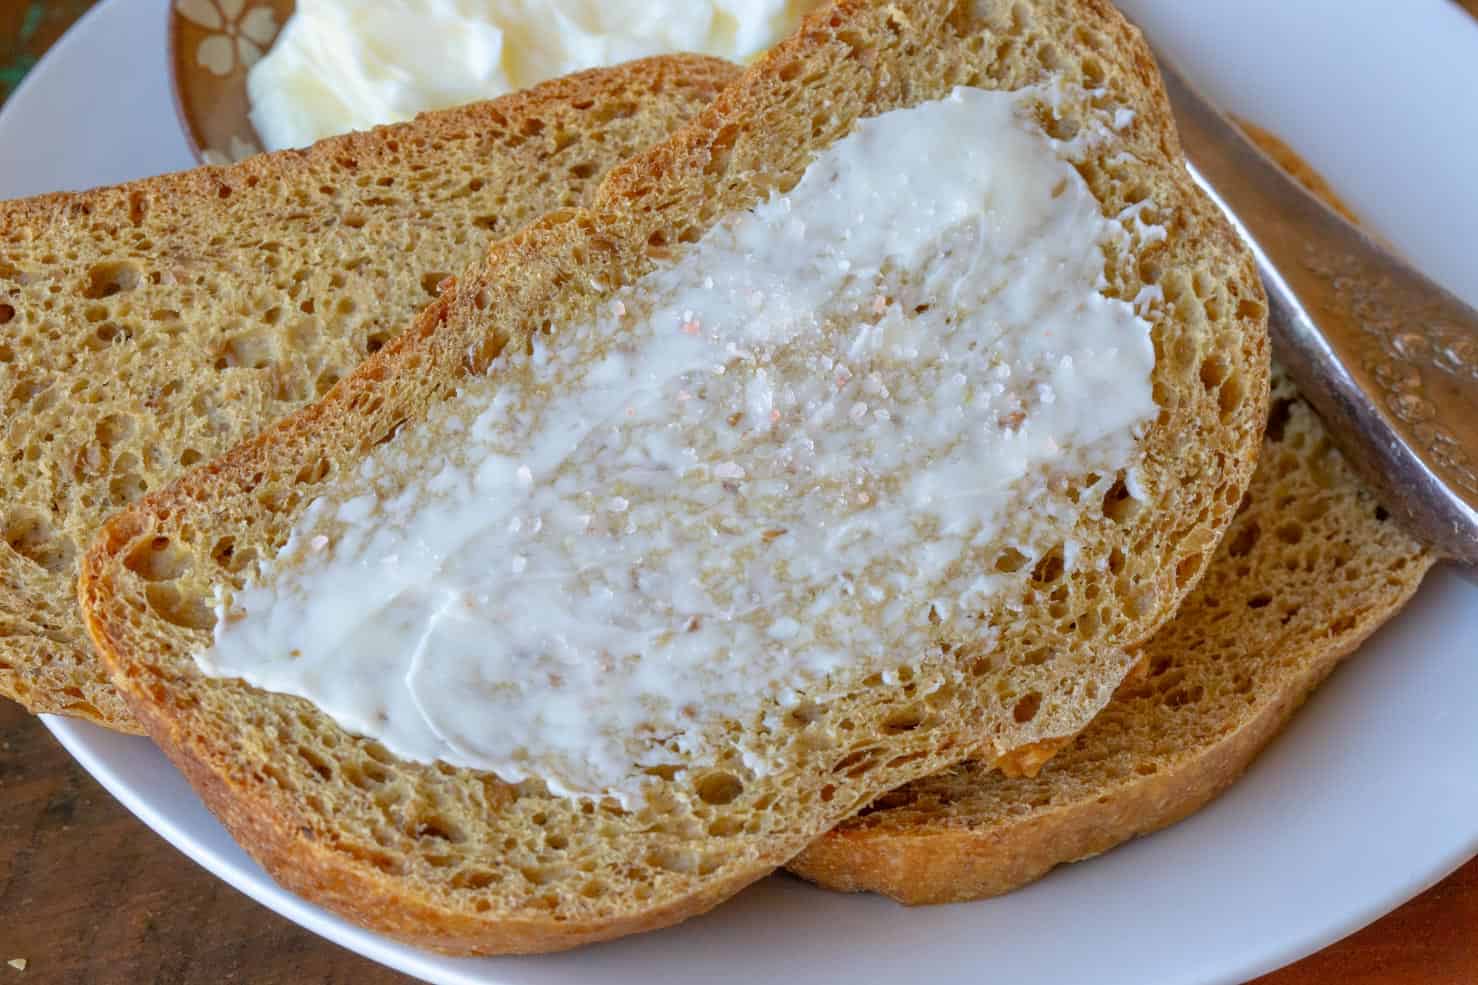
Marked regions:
[0,55,739,732]
[788,125,1433,905]
[80,0,1267,954]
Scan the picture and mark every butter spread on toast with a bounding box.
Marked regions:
[200,84,1157,806]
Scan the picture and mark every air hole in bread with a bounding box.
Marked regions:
[993,547,1028,573]
[221,329,275,370]
[372,417,408,449]
[886,750,929,769]
[1010,689,1046,721]
[108,470,148,505]
[695,771,744,805]
[82,260,143,299]
[413,812,466,844]
[206,536,246,574]
[124,535,189,581]
[144,583,213,631]
[1174,552,1203,589]
[1237,296,1267,322]
[1199,353,1229,391]
[883,707,924,734]
[1101,475,1138,524]
[95,413,135,449]
[786,702,822,727]
[297,744,333,781]
[1218,369,1246,418]
[1031,547,1065,585]
[3,507,74,573]
[0,303,13,324]
[1247,593,1272,610]
[420,272,451,297]
[259,762,295,793]
[1276,521,1304,545]
[832,748,877,777]
[1079,54,1106,89]
[88,321,133,350]
[1021,647,1052,667]
[448,867,501,893]
[646,848,696,874]
[707,815,743,836]
[1163,684,1203,708]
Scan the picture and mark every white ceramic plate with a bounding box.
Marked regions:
[6,1,1478,982]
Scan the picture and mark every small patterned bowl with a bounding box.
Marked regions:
[168,0,292,165]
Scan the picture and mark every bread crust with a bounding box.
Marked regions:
[0,54,738,731]
[80,0,1268,954]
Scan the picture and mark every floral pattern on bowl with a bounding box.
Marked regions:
[169,0,293,165]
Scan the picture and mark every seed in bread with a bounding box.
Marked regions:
[80,0,1268,954]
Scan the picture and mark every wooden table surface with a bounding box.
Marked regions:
[3,2,1477,983]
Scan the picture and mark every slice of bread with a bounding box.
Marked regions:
[788,125,1433,904]
[0,55,739,732]
[79,0,1267,954]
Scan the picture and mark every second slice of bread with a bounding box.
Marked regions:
[80,0,1268,954]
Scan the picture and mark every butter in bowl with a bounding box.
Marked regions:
[169,0,818,164]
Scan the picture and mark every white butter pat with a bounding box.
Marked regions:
[199,86,1158,807]
[247,0,820,151]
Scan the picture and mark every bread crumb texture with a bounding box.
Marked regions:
[788,124,1433,906]
[0,56,738,731]
[79,0,1266,954]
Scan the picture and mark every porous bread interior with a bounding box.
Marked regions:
[787,125,1433,905]
[80,0,1267,954]
[0,54,738,731]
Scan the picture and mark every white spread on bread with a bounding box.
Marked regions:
[248,0,819,150]
[200,86,1158,806]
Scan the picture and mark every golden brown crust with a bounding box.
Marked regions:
[788,127,1432,905]
[788,584,1425,903]
[80,0,1267,954]
[0,54,739,731]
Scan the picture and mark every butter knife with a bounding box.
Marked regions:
[1153,52,1478,566]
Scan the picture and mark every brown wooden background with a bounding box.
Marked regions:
[3,1,1477,982]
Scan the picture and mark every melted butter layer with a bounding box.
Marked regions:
[201,86,1157,806]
